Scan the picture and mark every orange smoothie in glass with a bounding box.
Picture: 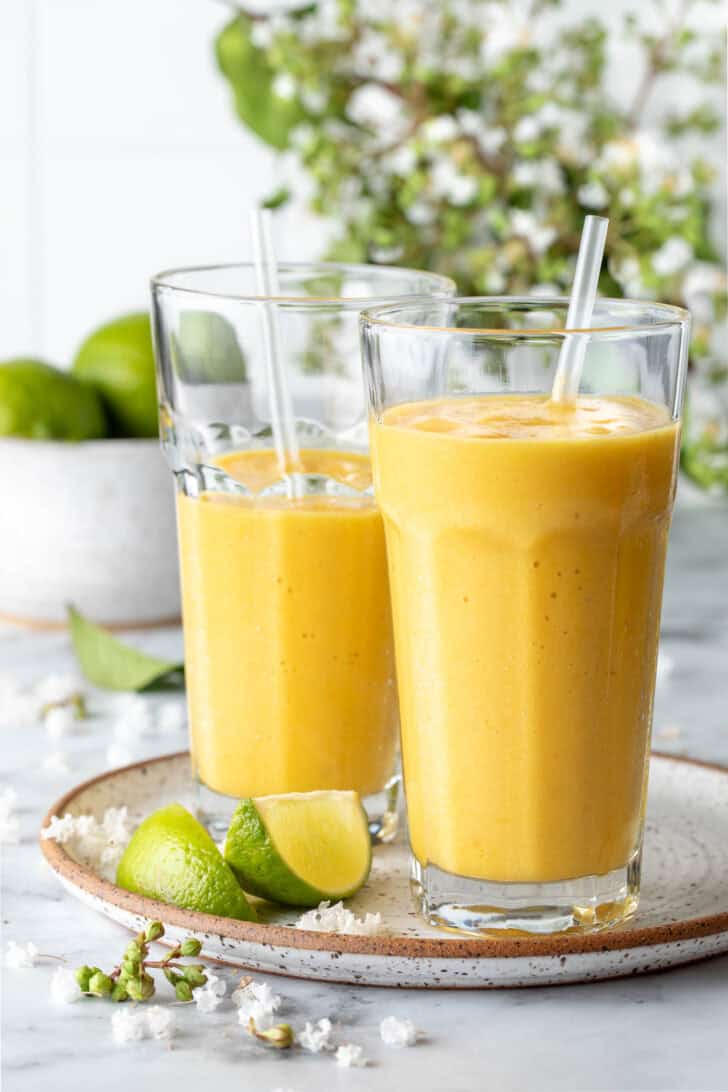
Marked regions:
[177,450,397,799]
[372,394,680,884]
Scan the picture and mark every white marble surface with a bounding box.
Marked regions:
[2,488,727,1092]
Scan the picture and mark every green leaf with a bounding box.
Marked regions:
[68,606,184,692]
[262,186,292,210]
[215,16,304,151]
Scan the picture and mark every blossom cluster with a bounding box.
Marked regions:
[216,0,726,391]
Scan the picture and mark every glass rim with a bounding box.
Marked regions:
[150,261,456,306]
[360,295,691,337]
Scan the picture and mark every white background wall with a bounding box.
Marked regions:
[1,0,724,365]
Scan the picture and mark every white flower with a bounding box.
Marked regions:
[352,29,403,83]
[480,4,529,65]
[250,22,273,49]
[405,201,436,226]
[380,1016,418,1047]
[619,187,636,207]
[111,1008,146,1043]
[295,901,386,936]
[290,123,315,152]
[335,1043,368,1067]
[194,972,226,1013]
[42,806,132,881]
[384,144,417,176]
[423,115,458,144]
[346,83,406,137]
[146,1005,175,1040]
[112,695,156,743]
[233,980,281,1031]
[513,160,564,194]
[45,705,79,739]
[597,139,638,174]
[430,159,477,205]
[652,237,693,278]
[157,701,186,735]
[5,940,39,968]
[299,1017,334,1053]
[42,751,71,777]
[510,210,556,254]
[50,966,81,1004]
[0,787,19,845]
[577,180,609,210]
[683,262,727,301]
[106,743,134,768]
[513,115,542,143]
[33,674,80,704]
[272,73,297,101]
[484,269,506,292]
[300,87,327,115]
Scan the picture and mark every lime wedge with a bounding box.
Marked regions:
[116,803,255,921]
[224,791,372,907]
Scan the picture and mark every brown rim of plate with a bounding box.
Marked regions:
[39,750,728,961]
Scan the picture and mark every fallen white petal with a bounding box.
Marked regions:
[146,1005,175,1039]
[112,1007,147,1043]
[299,1017,334,1053]
[5,940,39,968]
[380,1015,418,1046]
[50,966,81,1004]
[336,1043,368,1067]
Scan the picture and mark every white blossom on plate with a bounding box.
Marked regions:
[5,940,39,968]
[295,900,385,936]
[50,966,82,1004]
[42,806,133,881]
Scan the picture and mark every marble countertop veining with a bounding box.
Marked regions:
[1,489,727,1092]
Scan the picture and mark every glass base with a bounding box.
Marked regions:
[410,848,641,936]
[195,774,401,846]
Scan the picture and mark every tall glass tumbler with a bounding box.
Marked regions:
[361,297,690,931]
[151,263,454,839]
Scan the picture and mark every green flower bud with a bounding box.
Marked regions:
[180,938,202,957]
[88,972,113,997]
[145,921,164,943]
[182,965,207,988]
[125,972,154,1003]
[175,980,193,1003]
[122,957,140,976]
[125,940,143,961]
[249,1020,294,1049]
[75,966,94,992]
[163,967,180,986]
[111,982,129,1003]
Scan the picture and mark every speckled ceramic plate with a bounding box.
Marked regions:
[40,752,728,989]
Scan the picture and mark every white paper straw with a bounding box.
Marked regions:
[250,208,301,495]
[550,215,609,404]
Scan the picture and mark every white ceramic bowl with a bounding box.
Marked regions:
[0,438,180,627]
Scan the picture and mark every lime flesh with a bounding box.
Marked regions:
[116,803,255,921]
[224,790,372,907]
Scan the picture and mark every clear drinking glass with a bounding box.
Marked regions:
[361,297,690,932]
[151,263,454,840]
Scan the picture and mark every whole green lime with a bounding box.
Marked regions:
[72,313,158,437]
[0,358,107,441]
[116,803,256,921]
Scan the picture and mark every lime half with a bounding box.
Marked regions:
[116,803,255,921]
[224,791,372,907]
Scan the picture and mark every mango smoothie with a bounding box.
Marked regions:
[372,395,680,885]
[177,449,397,799]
